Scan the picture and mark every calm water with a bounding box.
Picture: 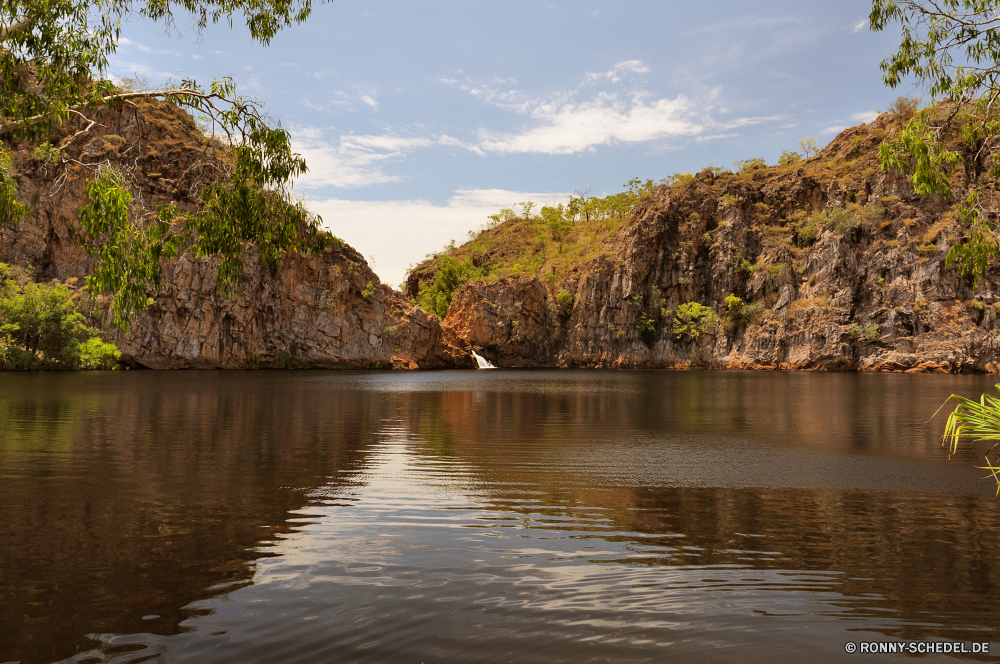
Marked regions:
[2,370,1000,663]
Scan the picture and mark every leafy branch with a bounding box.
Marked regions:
[871,0,1000,282]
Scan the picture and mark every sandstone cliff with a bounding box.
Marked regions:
[0,97,473,369]
[414,111,1000,372]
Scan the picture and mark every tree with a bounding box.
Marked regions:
[797,137,819,157]
[870,0,1000,282]
[0,1,332,329]
[0,1,314,138]
[416,256,484,319]
[779,149,802,165]
[871,2,1000,487]
[0,263,120,370]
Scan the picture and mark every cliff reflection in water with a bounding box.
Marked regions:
[1,370,998,663]
[0,372,382,663]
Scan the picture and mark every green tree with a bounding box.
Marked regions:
[870,0,1000,282]
[0,263,120,370]
[734,157,767,172]
[779,149,802,165]
[0,0,331,329]
[542,204,571,242]
[416,256,484,319]
[797,137,819,157]
[672,302,718,343]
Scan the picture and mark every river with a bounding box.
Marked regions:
[1,370,998,663]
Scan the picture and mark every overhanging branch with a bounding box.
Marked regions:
[0,88,220,136]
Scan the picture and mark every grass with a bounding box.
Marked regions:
[408,208,632,301]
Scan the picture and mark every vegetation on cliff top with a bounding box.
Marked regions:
[405,106,958,322]
[406,179,658,314]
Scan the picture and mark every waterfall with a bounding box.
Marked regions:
[471,351,497,369]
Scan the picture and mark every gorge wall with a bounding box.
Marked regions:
[4,100,999,373]
[423,112,1000,372]
[0,98,472,369]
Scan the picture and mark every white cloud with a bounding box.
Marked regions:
[850,110,879,123]
[852,19,868,33]
[305,188,570,287]
[695,133,738,142]
[438,62,795,156]
[720,114,789,129]
[823,125,845,135]
[476,95,702,155]
[292,129,432,189]
[110,62,178,82]
[585,59,651,84]
[359,94,379,109]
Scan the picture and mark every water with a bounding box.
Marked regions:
[2,370,999,663]
[471,351,497,369]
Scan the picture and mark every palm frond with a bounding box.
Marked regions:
[939,384,1000,493]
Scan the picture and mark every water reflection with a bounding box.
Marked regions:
[1,370,998,663]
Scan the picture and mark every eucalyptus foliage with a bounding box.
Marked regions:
[0,146,28,226]
[0,0,315,136]
[870,0,1000,282]
[77,168,180,330]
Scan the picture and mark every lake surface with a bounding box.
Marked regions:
[2,370,1000,663]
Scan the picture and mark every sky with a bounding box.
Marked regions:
[110,1,909,288]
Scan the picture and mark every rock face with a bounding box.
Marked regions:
[439,114,1000,372]
[106,244,472,370]
[0,98,472,369]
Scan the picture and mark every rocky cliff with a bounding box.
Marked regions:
[416,111,1000,372]
[0,97,473,369]
[7,98,1000,373]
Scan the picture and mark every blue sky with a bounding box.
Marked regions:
[112,1,906,287]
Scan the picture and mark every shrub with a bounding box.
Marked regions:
[556,290,575,316]
[766,263,790,282]
[417,256,485,319]
[802,204,883,240]
[848,322,881,344]
[887,95,921,121]
[636,312,656,347]
[667,172,695,186]
[672,302,718,343]
[734,157,767,173]
[722,294,765,333]
[0,263,120,370]
[779,149,802,165]
[796,213,823,244]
